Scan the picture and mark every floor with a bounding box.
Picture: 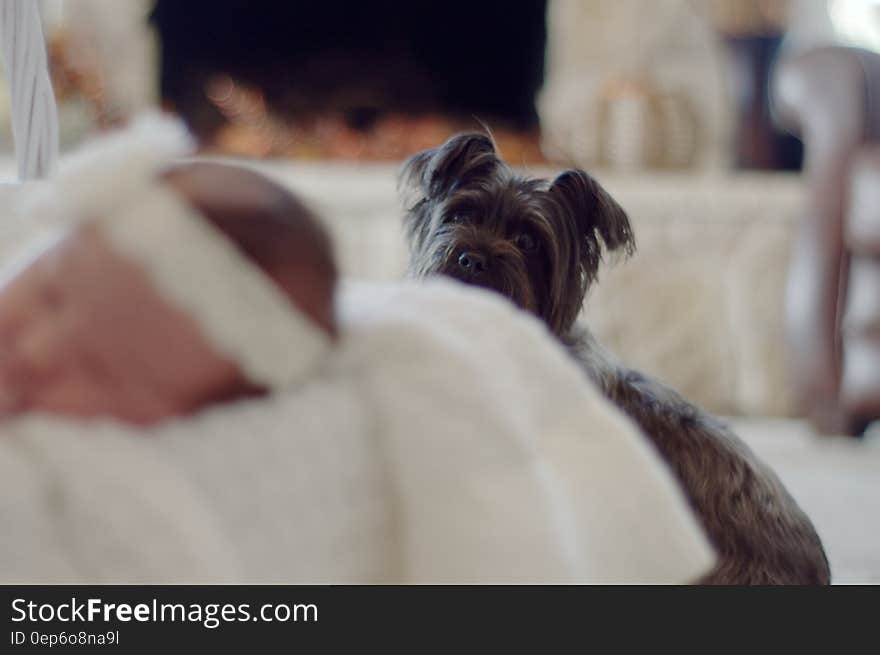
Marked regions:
[732,417,880,584]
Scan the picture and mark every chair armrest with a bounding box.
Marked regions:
[846,147,880,254]
[774,46,880,148]
[840,148,880,422]
[772,46,880,432]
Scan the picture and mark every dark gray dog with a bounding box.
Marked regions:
[399,132,830,584]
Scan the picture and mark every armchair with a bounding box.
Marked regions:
[774,46,880,434]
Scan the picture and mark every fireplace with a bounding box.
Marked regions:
[150,0,548,160]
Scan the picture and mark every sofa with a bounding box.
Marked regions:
[248,160,801,418]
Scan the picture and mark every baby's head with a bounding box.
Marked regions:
[0,157,337,425]
[164,162,338,337]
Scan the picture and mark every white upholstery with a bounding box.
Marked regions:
[245,160,803,416]
[0,280,715,584]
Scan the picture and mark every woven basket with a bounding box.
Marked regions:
[597,74,698,170]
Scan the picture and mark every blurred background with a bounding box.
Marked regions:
[7,0,876,167]
[1,0,879,582]
[5,0,880,437]
[3,0,880,429]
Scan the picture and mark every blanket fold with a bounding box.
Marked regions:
[0,279,714,583]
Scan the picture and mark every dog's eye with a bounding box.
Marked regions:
[514,232,538,253]
[446,214,468,225]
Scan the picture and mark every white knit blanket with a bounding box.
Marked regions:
[0,279,714,583]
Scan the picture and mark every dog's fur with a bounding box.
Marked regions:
[399,133,831,584]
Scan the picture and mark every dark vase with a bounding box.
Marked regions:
[722,33,803,170]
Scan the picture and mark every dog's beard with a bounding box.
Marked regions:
[408,219,568,327]
[412,236,538,314]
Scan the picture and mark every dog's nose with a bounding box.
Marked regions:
[458,251,487,276]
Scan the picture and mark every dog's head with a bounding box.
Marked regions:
[399,132,635,336]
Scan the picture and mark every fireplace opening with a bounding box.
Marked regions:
[151,0,548,160]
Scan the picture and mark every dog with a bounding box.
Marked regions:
[398,132,831,584]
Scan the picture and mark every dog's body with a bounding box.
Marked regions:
[399,133,830,584]
[569,326,829,583]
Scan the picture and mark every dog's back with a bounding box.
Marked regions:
[569,325,831,584]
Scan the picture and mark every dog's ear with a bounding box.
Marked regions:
[549,169,635,263]
[398,132,499,206]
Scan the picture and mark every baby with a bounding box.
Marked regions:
[0,158,337,425]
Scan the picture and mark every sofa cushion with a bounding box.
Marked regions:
[846,148,880,254]
[843,256,880,335]
[842,334,880,417]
